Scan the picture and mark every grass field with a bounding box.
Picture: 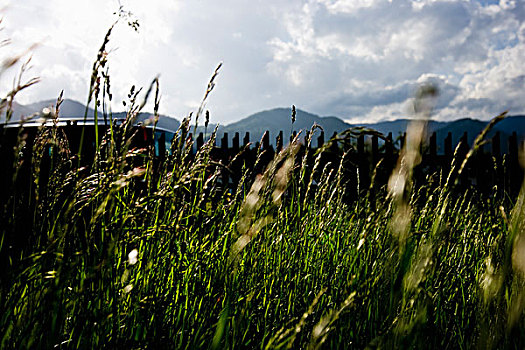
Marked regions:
[1,18,525,349]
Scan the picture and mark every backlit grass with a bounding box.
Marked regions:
[1,15,525,349]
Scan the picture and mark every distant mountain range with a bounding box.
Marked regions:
[218,108,350,143]
[2,99,524,152]
[218,108,525,153]
[3,99,181,132]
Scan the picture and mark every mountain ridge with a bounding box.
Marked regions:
[2,98,180,132]
[3,99,523,149]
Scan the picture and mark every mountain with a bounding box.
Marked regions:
[219,108,351,144]
[1,98,180,131]
[355,119,450,139]
[429,116,525,153]
[27,99,93,118]
[3,99,524,151]
[110,112,181,133]
[217,109,525,151]
[2,101,38,122]
[434,118,488,143]
[493,115,525,136]
[2,99,94,122]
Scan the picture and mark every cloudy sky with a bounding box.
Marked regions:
[1,0,524,124]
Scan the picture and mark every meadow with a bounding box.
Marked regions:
[1,18,525,349]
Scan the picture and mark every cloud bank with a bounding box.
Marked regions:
[1,0,524,124]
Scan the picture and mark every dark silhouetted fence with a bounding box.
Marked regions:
[175,129,524,198]
[1,124,523,199]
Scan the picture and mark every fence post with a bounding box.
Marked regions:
[508,131,520,196]
[357,134,365,155]
[492,131,501,157]
[490,131,502,194]
[459,132,469,156]
[221,132,229,150]
[197,132,204,150]
[385,132,393,158]
[220,132,230,189]
[318,131,325,148]
[458,132,469,186]
[305,130,311,148]
[262,130,270,151]
[508,132,518,159]
[357,134,368,192]
[442,131,453,185]
[276,130,283,153]
[429,132,436,158]
[371,134,378,165]
[230,132,241,189]
[243,132,250,147]
[232,132,240,153]
[444,132,452,158]
[330,132,339,153]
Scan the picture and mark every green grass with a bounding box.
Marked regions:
[1,16,525,349]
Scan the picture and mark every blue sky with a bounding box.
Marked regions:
[1,0,524,124]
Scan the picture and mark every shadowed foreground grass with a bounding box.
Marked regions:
[1,99,524,349]
[1,18,525,350]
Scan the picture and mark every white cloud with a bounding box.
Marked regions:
[317,0,385,14]
[1,0,524,124]
[267,0,525,121]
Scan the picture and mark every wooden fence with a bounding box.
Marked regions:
[161,129,524,199]
[1,124,523,199]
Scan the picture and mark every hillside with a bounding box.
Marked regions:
[3,99,523,151]
[219,108,351,144]
[430,116,525,153]
[1,99,180,132]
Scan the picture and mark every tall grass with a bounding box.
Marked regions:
[1,15,525,349]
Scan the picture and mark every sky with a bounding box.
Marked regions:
[1,0,524,124]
